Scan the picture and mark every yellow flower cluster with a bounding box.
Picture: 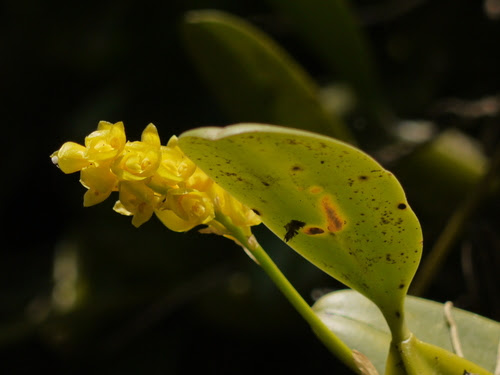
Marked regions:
[51,121,261,235]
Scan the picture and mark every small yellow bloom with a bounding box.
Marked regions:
[112,141,161,181]
[210,184,261,230]
[155,189,215,232]
[51,142,90,174]
[80,164,118,206]
[52,120,261,236]
[113,181,157,227]
[110,125,160,182]
[85,121,126,163]
[147,137,197,194]
[184,167,214,192]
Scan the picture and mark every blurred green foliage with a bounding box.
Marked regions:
[1,0,499,373]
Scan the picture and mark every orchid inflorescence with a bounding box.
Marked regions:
[51,121,261,237]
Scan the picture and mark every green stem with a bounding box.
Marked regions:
[216,214,360,374]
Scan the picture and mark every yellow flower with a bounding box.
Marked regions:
[52,120,261,236]
[147,136,197,194]
[155,189,215,232]
[112,124,161,181]
[209,184,261,234]
[51,142,90,174]
[80,163,118,206]
[113,181,158,227]
[85,121,126,163]
[184,167,214,192]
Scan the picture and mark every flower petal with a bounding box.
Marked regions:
[154,208,200,232]
[52,142,90,173]
[141,123,161,146]
[85,121,126,162]
[112,141,161,181]
[114,181,157,227]
[80,165,117,206]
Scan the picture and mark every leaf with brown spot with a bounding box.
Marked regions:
[179,124,423,323]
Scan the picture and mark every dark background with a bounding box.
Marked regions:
[1,0,499,373]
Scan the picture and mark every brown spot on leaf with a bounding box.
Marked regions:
[304,227,325,235]
[252,209,261,216]
[358,175,368,181]
[321,196,344,232]
[291,165,303,172]
[398,203,407,210]
[283,220,306,242]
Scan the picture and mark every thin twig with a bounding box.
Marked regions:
[444,301,464,357]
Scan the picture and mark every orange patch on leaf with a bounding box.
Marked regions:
[308,186,323,194]
[321,196,344,232]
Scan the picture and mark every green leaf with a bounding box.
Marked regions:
[313,289,500,374]
[178,124,422,331]
[181,10,355,143]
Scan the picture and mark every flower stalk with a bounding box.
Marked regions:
[215,213,361,374]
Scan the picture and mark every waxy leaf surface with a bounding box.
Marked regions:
[313,289,500,374]
[179,124,423,319]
